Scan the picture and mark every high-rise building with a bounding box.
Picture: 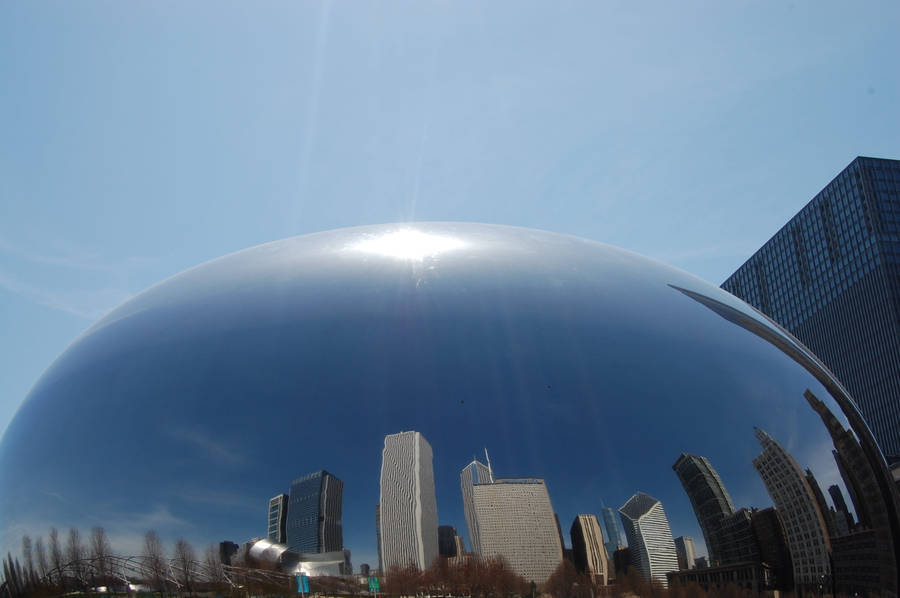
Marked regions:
[453,535,466,557]
[828,484,853,526]
[750,507,793,591]
[460,456,493,555]
[672,453,736,565]
[472,478,562,584]
[379,431,438,571]
[268,493,288,544]
[752,428,831,591]
[716,508,760,565]
[673,536,696,570]
[570,514,609,585]
[286,470,344,554]
[804,389,898,595]
[601,506,626,562]
[438,525,459,557]
[618,492,679,588]
[375,504,382,573]
[722,156,900,461]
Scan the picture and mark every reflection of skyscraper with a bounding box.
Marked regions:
[805,469,837,539]
[804,389,898,596]
[379,431,438,570]
[601,507,626,560]
[268,493,288,543]
[473,478,562,584]
[827,484,852,526]
[286,470,343,554]
[375,504,382,573]
[570,514,609,585]
[672,453,735,565]
[673,536,696,570]
[460,457,493,555]
[721,156,900,461]
[752,428,831,591]
[618,492,679,588]
[750,507,793,591]
[438,526,458,557]
[716,508,759,565]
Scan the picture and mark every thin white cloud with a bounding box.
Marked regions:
[166,427,251,469]
[0,268,132,320]
[0,234,150,320]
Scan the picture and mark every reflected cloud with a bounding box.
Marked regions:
[175,488,259,511]
[167,427,250,469]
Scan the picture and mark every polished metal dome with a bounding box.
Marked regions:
[1,223,897,593]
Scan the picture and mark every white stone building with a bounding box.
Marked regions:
[379,431,439,570]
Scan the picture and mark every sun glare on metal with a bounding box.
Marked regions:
[348,228,465,261]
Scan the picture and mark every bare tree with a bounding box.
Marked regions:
[3,552,27,597]
[90,526,113,587]
[34,536,49,581]
[173,538,196,592]
[66,528,85,588]
[204,544,224,585]
[143,530,167,592]
[20,535,35,585]
[48,528,63,586]
[544,560,592,598]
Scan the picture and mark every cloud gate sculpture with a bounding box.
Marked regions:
[1,223,897,594]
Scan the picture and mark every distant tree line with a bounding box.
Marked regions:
[1,528,228,597]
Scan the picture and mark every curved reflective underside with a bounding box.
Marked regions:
[1,223,897,594]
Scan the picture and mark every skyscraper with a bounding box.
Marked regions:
[804,388,898,595]
[618,492,679,588]
[752,428,831,591]
[472,478,562,584]
[379,431,439,571]
[460,456,493,555]
[673,536,696,570]
[268,493,288,544]
[570,514,609,585]
[722,156,900,461]
[672,453,736,565]
[601,506,626,562]
[438,525,459,558]
[828,484,852,524]
[286,470,343,554]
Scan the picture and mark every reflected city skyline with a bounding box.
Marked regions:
[1,223,897,595]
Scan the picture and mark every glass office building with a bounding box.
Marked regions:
[722,157,900,461]
[268,493,288,543]
[286,470,344,554]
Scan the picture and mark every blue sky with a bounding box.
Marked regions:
[0,0,898,563]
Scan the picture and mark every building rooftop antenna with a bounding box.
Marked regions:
[484,447,494,483]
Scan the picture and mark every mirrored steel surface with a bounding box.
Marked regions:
[0,223,897,593]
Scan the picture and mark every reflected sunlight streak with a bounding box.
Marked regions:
[347,228,466,261]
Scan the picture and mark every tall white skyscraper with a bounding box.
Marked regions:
[752,427,831,590]
[379,431,439,571]
[619,492,678,588]
[460,455,493,555]
[472,478,562,584]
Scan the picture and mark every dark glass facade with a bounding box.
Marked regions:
[286,470,344,554]
[438,525,458,557]
[671,454,735,565]
[722,157,900,461]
